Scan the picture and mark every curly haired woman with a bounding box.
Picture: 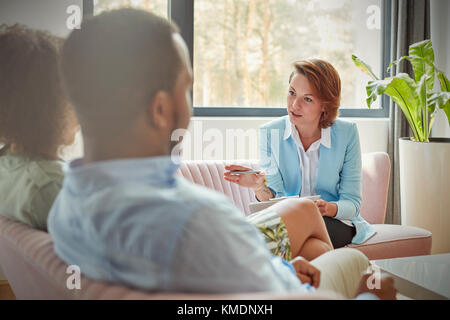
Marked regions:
[0,24,78,231]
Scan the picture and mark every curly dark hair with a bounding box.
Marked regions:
[0,24,73,159]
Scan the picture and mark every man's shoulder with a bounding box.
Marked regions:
[102,178,238,220]
[50,177,246,244]
[174,178,244,216]
[95,178,244,234]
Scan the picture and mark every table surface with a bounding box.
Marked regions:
[373,253,450,300]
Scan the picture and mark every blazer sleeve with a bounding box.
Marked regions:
[335,123,362,220]
[258,126,285,198]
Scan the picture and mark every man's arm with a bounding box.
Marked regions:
[169,202,307,293]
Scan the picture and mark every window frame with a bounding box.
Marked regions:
[84,0,391,118]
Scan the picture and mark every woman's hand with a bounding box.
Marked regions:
[314,199,338,217]
[290,256,321,288]
[223,165,266,190]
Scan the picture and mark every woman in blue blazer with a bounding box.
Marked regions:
[225,59,375,248]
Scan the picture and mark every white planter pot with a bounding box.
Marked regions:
[399,138,450,254]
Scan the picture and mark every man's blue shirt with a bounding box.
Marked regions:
[48,156,310,293]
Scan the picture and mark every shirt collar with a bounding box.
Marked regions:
[64,155,181,193]
[283,116,331,149]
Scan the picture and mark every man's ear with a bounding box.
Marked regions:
[147,91,174,129]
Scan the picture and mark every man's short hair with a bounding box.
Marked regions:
[61,8,181,137]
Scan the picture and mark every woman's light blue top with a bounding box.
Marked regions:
[259,116,376,244]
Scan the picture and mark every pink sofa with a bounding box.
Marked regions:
[177,152,432,260]
[0,216,338,299]
[0,152,431,300]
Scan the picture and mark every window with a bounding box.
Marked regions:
[86,0,391,117]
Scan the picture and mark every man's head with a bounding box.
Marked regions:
[61,8,192,158]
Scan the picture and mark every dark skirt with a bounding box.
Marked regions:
[322,216,356,249]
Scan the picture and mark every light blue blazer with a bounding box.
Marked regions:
[259,116,376,244]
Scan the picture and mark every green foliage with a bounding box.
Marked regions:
[436,72,450,121]
[352,55,378,80]
[353,40,450,142]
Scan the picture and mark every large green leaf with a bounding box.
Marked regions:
[416,75,430,140]
[387,55,410,72]
[437,71,450,92]
[409,40,435,91]
[387,40,436,91]
[436,72,450,126]
[366,73,424,141]
[352,55,379,80]
[428,92,450,126]
[388,55,434,73]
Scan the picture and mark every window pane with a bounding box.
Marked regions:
[94,0,167,18]
[194,0,382,109]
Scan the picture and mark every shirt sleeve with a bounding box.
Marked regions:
[258,126,285,198]
[335,123,362,220]
[169,201,309,294]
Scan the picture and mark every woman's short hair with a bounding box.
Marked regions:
[0,24,72,158]
[289,59,341,129]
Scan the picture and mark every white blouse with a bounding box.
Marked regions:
[285,118,331,198]
[285,118,353,227]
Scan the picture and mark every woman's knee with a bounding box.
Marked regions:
[276,199,322,227]
[292,198,322,221]
[280,198,320,217]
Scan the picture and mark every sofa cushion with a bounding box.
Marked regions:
[347,224,432,260]
[178,159,259,216]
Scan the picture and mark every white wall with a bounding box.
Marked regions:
[0,0,82,37]
[430,0,450,138]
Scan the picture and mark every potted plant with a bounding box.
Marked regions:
[352,39,450,254]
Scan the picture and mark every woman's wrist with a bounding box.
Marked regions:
[253,178,274,201]
[328,203,338,217]
[253,177,268,193]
